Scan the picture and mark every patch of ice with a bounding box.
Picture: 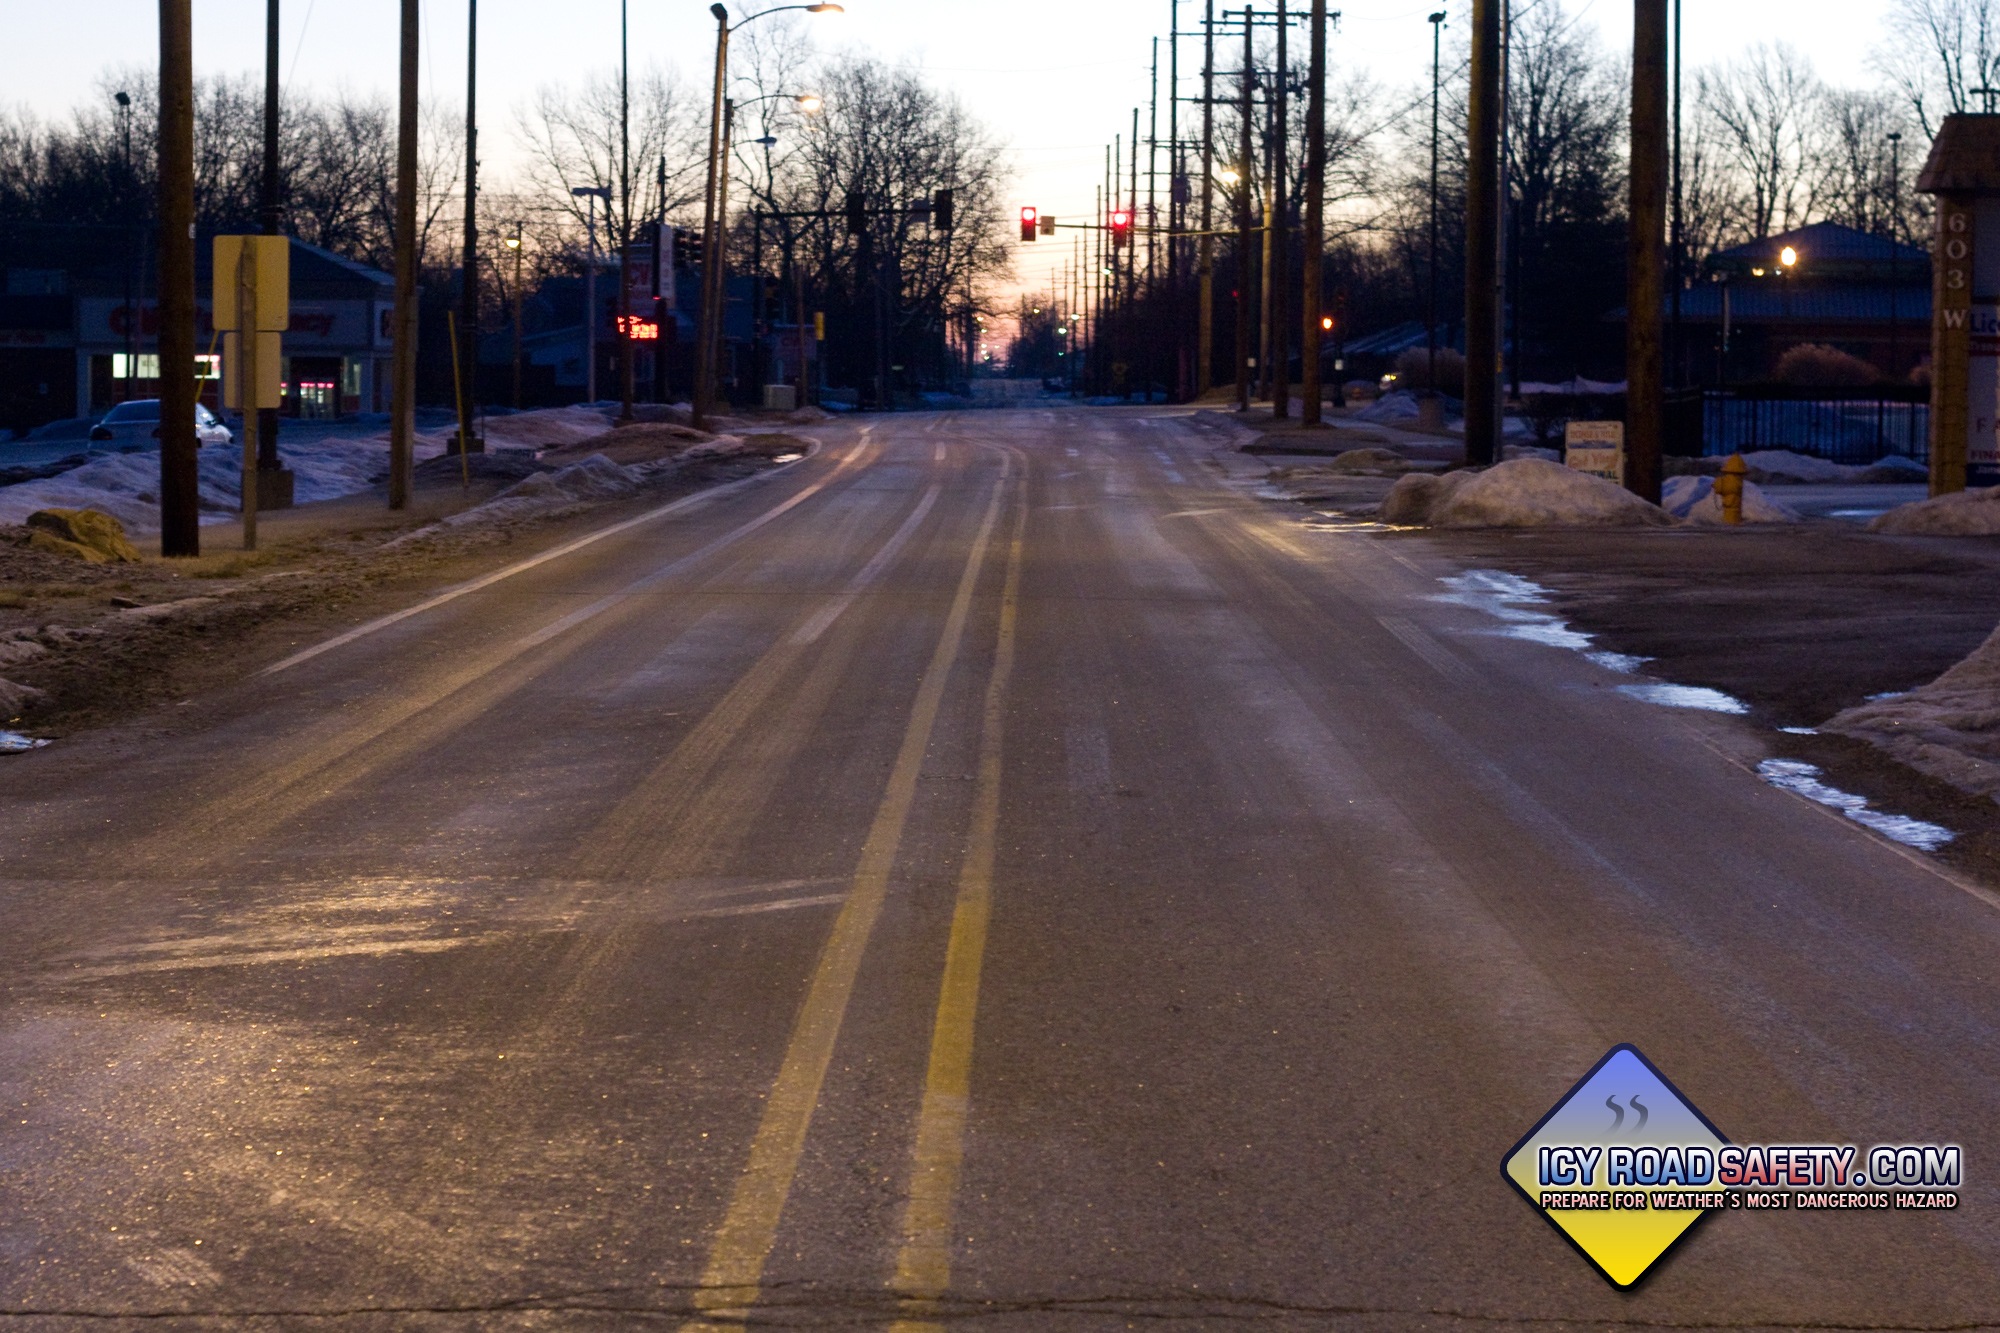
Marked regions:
[1865,690,1907,702]
[1779,726,1818,735]
[1757,758,1954,851]
[1615,683,1750,714]
[0,730,48,753]
[1585,650,1648,673]
[1435,571,1637,662]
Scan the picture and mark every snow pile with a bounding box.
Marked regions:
[1502,444,1561,462]
[1868,487,2000,536]
[481,405,617,450]
[1383,458,1674,528]
[435,453,640,529]
[1861,454,1928,483]
[1735,450,1861,484]
[1824,621,2000,798]
[1661,475,1800,525]
[1354,390,1455,424]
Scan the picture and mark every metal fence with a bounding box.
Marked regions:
[1700,388,1928,465]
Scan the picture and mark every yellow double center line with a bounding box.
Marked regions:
[887,483,1028,1330]
[684,454,1014,1328]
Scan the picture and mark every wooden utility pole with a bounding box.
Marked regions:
[1464,0,1501,465]
[618,0,635,423]
[456,0,480,456]
[695,5,730,426]
[1236,7,1254,411]
[1626,0,1668,502]
[1198,0,1216,395]
[389,0,418,509]
[1301,0,1326,425]
[157,0,199,556]
[1271,0,1290,418]
[257,0,290,503]
[1168,7,1183,398]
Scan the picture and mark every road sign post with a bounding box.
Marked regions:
[214,234,288,550]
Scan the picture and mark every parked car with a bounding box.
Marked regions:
[89,399,233,450]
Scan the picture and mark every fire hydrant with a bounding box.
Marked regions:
[1715,454,1747,525]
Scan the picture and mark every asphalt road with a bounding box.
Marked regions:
[3,408,1998,1329]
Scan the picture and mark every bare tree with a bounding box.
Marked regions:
[1877,0,2000,137]
[1698,45,1824,241]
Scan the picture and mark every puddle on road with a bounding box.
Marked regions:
[1614,683,1751,714]
[1757,759,1955,851]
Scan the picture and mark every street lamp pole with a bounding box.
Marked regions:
[694,2,844,430]
[619,0,635,422]
[1889,130,1903,384]
[505,226,524,408]
[574,186,609,404]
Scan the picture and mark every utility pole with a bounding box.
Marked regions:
[506,225,524,408]
[390,0,418,510]
[258,0,291,505]
[1237,6,1254,411]
[1198,0,1216,396]
[1626,0,1668,502]
[1427,10,1444,392]
[1168,5,1183,398]
[1129,111,1140,395]
[158,0,199,556]
[1465,0,1501,465]
[458,0,480,455]
[1301,0,1327,425]
[1270,0,1290,419]
[1669,0,1682,389]
[618,0,635,423]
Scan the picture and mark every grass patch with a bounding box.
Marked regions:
[0,589,26,609]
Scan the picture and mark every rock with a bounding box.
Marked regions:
[24,508,140,563]
[0,676,46,718]
[0,636,48,668]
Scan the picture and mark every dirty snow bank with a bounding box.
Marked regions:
[0,404,628,534]
[1824,622,2000,798]
[1868,486,2000,536]
[1383,458,1674,528]
[1661,475,1800,524]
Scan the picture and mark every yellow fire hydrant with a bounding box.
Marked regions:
[1715,454,1747,525]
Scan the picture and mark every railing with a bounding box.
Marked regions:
[1698,386,1929,465]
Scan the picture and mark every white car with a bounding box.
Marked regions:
[89,399,233,450]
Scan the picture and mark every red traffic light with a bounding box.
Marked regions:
[1019,206,1039,243]
[1109,208,1133,248]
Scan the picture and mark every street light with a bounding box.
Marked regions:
[695,2,846,428]
[504,225,524,409]
[573,185,611,404]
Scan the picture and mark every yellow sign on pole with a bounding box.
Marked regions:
[221,331,283,410]
[213,234,289,550]
[211,235,289,330]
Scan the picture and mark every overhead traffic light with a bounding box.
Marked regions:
[1039,213,1057,236]
[1019,206,1039,242]
[1109,208,1133,248]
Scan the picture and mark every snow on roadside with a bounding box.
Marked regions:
[0,405,622,534]
[1384,458,1674,528]
[1868,485,2000,536]
[1823,620,2000,798]
[1661,474,1800,525]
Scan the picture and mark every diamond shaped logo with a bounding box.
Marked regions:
[1502,1044,1730,1288]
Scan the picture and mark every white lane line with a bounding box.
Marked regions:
[790,483,943,646]
[261,441,829,675]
